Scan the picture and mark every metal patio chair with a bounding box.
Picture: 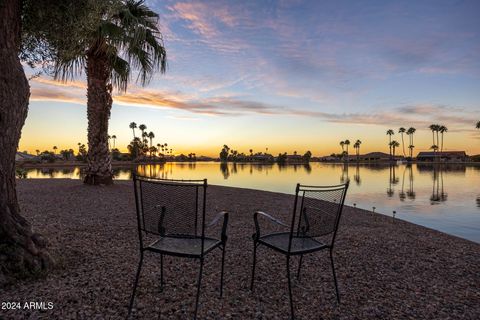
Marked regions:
[127,175,229,319]
[250,182,349,319]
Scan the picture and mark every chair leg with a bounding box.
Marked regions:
[160,254,165,292]
[194,258,204,320]
[127,254,144,319]
[329,249,340,303]
[297,255,304,280]
[250,242,258,290]
[220,244,226,298]
[286,255,295,319]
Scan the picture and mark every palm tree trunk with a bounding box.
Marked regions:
[401,133,405,156]
[84,53,113,185]
[0,0,53,284]
[441,132,444,152]
[411,134,415,158]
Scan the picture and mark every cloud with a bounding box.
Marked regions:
[30,87,85,105]
[32,78,86,89]
[28,70,477,132]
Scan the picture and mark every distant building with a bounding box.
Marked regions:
[251,154,274,162]
[15,152,38,162]
[416,151,467,162]
[356,152,403,161]
[319,156,337,162]
[285,154,304,162]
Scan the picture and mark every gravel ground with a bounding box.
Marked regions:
[1,179,479,320]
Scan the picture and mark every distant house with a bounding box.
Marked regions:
[319,156,337,162]
[356,152,402,162]
[251,154,274,162]
[416,151,467,162]
[15,152,38,162]
[285,154,304,162]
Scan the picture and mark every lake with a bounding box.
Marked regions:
[22,162,480,243]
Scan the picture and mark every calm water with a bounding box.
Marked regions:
[22,162,480,243]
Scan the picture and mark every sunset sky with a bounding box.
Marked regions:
[20,0,480,157]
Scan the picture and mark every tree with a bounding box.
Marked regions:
[391,140,400,158]
[50,1,167,185]
[127,137,142,160]
[220,145,230,161]
[398,127,406,157]
[339,141,345,159]
[344,140,350,161]
[439,125,447,152]
[303,151,312,162]
[111,134,117,149]
[476,121,480,129]
[77,144,87,161]
[407,127,416,158]
[429,124,441,160]
[147,131,155,157]
[53,146,58,154]
[139,124,147,139]
[129,122,137,139]
[354,139,361,161]
[0,0,53,284]
[386,129,394,159]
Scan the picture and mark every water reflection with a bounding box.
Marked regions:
[386,165,399,197]
[353,164,361,186]
[19,162,480,242]
[430,166,448,204]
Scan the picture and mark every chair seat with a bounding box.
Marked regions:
[258,232,328,255]
[147,236,221,257]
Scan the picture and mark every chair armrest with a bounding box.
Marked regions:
[253,211,288,240]
[208,211,229,243]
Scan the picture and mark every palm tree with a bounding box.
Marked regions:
[398,127,406,157]
[53,1,167,184]
[391,140,400,158]
[429,124,438,146]
[147,132,155,148]
[111,135,117,149]
[344,139,350,161]
[439,125,447,152]
[430,145,438,152]
[147,131,155,158]
[139,124,147,139]
[477,121,480,129]
[408,144,415,159]
[53,146,58,154]
[339,141,345,156]
[355,140,362,160]
[386,129,394,159]
[35,149,40,156]
[407,127,416,158]
[129,122,137,139]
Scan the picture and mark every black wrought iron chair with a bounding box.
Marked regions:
[127,175,229,319]
[251,182,349,319]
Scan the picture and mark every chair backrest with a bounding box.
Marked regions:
[133,175,207,242]
[289,181,349,250]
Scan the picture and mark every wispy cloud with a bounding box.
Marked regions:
[29,78,478,132]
